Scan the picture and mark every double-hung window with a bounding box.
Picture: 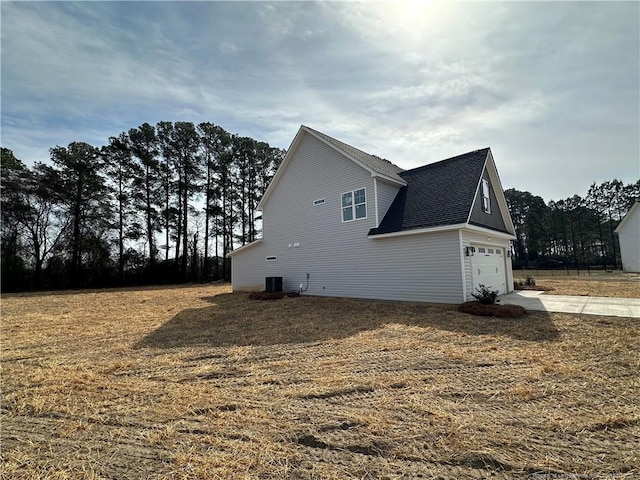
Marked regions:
[341,188,366,222]
[482,179,491,214]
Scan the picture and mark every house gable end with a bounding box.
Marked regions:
[615,201,640,273]
[615,201,640,234]
[259,126,405,211]
[467,151,516,235]
[258,125,306,211]
[303,126,406,184]
[231,127,516,303]
[468,166,508,233]
[371,148,489,235]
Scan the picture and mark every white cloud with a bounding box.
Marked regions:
[1,1,637,202]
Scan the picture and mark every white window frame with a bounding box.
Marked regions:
[313,198,325,206]
[341,188,367,222]
[482,179,491,214]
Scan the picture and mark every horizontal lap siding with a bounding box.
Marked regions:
[262,133,377,295]
[232,132,465,303]
[353,231,463,303]
[618,211,640,272]
[376,180,400,226]
[231,243,282,291]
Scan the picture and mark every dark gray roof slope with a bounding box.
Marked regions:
[370,148,490,235]
[303,126,405,183]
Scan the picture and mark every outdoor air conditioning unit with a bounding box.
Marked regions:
[265,277,283,293]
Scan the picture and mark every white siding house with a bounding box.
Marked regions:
[615,202,640,273]
[230,126,516,304]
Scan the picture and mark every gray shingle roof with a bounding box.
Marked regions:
[303,126,405,183]
[370,148,491,235]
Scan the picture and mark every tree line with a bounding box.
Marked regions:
[1,122,285,291]
[2,126,638,292]
[505,180,639,270]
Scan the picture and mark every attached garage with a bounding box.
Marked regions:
[471,245,508,295]
[230,126,517,304]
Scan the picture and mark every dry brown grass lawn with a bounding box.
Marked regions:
[1,283,638,479]
[515,272,640,298]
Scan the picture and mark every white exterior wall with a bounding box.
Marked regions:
[461,229,514,301]
[617,207,640,273]
[375,179,401,227]
[232,133,465,303]
[231,242,280,292]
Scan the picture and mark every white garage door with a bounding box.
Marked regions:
[471,245,507,295]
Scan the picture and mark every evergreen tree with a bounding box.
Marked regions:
[102,133,141,284]
[50,142,109,286]
[129,123,161,271]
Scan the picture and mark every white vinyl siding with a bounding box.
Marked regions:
[376,180,401,227]
[616,204,640,273]
[232,244,282,292]
[232,132,467,303]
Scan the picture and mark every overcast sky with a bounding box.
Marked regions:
[2,1,638,202]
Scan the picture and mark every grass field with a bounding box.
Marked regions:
[1,282,638,479]
[514,271,640,298]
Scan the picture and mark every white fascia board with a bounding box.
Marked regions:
[227,239,263,257]
[463,224,516,240]
[370,171,407,186]
[368,223,469,239]
[368,222,516,240]
[257,126,306,210]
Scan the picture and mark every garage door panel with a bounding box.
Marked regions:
[471,245,507,295]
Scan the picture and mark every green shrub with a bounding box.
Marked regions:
[525,275,536,286]
[471,284,499,305]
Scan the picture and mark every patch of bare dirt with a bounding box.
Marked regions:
[1,284,638,479]
[248,291,300,300]
[459,301,526,318]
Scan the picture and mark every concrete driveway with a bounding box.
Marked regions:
[499,291,640,318]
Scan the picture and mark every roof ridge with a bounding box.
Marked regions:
[402,148,490,175]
